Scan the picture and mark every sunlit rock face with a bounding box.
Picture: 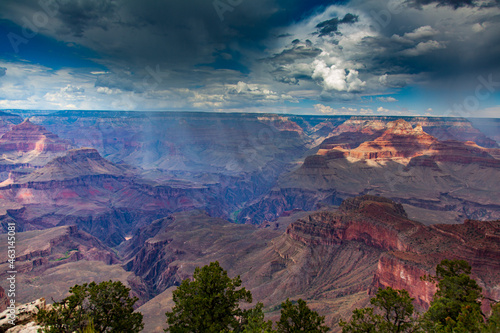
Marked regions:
[240,119,500,225]
[330,116,498,148]
[347,120,438,160]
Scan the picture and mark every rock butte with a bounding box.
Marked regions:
[0,119,72,153]
[239,119,500,225]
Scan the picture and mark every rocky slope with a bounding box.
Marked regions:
[0,298,46,333]
[0,224,150,308]
[470,118,500,145]
[0,119,74,174]
[120,210,275,300]
[412,117,498,148]
[287,196,500,309]
[4,193,499,332]
[239,119,500,225]
[0,225,120,274]
[0,225,149,307]
[123,207,380,332]
[0,148,223,246]
[0,119,72,153]
[127,196,499,332]
[372,220,500,312]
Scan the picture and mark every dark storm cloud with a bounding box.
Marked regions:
[407,0,500,9]
[0,0,346,81]
[263,39,321,85]
[343,0,500,90]
[0,67,6,77]
[407,0,475,9]
[1,0,305,70]
[95,72,140,92]
[316,13,359,36]
[266,39,322,65]
[56,0,117,37]
[0,0,499,110]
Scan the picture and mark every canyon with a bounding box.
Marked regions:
[0,110,498,332]
[239,118,500,225]
[127,196,500,331]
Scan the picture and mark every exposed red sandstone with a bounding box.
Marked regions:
[346,120,432,159]
[331,117,498,148]
[242,119,500,225]
[371,254,437,309]
[287,196,420,253]
[317,119,498,164]
[286,196,500,311]
[0,119,72,153]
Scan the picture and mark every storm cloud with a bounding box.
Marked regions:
[407,0,500,9]
[0,0,498,115]
[316,13,359,36]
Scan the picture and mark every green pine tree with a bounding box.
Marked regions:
[165,261,252,333]
[277,298,329,333]
[483,303,500,333]
[421,259,484,332]
[239,302,276,333]
[36,280,143,333]
[339,287,417,333]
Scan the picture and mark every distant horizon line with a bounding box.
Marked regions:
[1,108,499,120]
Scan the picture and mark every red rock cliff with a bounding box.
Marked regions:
[0,119,72,153]
[286,196,500,311]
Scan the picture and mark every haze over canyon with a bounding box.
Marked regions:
[0,110,498,331]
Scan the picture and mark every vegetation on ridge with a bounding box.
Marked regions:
[164,261,329,333]
[33,260,499,333]
[340,259,500,333]
[36,280,143,333]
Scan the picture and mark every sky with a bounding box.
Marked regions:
[0,0,499,117]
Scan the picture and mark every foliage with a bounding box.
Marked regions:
[339,259,500,333]
[371,287,416,332]
[339,308,378,333]
[238,302,276,333]
[82,318,97,333]
[339,287,417,333]
[164,261,252,333]
[36,280,143,333]
[421,259,484,332]
[276,298,329,333]
[482,303,500,333]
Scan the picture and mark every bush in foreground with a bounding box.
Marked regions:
[36,280,143,333]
